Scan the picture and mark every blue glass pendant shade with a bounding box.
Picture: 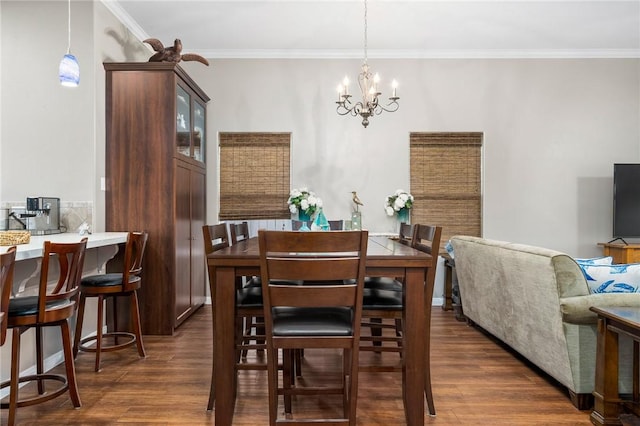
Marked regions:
[59,53,80,87]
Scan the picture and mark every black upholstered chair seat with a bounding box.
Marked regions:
[364,276,402,291]
[8,296,72,316]
[237,279,306,307]
[81,273,139,287]
[272,307,353,337]
[362,285,403,310]
[236,286,263,307]
[246,277,303,287]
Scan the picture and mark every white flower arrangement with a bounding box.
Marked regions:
[287,187,323,216]
[385,189,414,216]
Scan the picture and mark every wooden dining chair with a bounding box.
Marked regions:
[0,246,17,346]
[411,224,442,416]
[230,221,250,244]
[398,222,414,245]
[1,239,87,426]
[229,221,266,359]
[291,220,304,231]
[203,223,267,411]
[359,224,441,415]
[328,220,343,230]
[361,222,413,347]
[73,231,148,372]
[259,230,368,425]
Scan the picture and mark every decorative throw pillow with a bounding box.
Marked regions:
[445,240,454,259]
[580,263,640,293]
[574,256,613,266]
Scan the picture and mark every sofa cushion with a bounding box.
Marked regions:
[580,263,640,293]
[574,256,613,266]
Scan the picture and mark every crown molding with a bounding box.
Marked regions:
[101,1,640,60]
[194,48,640,59]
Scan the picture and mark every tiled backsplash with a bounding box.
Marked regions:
[2,201,92,233]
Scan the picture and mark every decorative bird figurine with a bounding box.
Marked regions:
[143,38,210,66]
[352,191,364,212]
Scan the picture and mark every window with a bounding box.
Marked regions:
[219,132,291,220]
[410,132,482,251]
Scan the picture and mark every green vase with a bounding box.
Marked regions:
[298,211,311,223]
[397,208,410,224]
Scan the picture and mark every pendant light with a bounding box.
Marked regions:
[59,0,79,87]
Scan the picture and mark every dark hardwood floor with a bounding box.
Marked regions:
[1,306,591,425]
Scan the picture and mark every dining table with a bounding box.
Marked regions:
[207,234,434,426]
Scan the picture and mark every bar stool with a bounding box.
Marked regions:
[1,239,87,426]
[73,231,148,372]
[0,246,17,346]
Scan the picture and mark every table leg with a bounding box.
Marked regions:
[403,267,426,426]
[591,317,622,426]
[215,266,238,425]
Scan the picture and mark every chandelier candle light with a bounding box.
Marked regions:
[59,0,80,87]
[336,0,399,128]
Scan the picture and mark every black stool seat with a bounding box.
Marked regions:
[363,277,403,310]
[273,307,353,337]
[81,273,138,287]
[8,297,71,316]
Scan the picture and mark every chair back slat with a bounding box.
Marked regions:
[122,231,149,290]
[203,223,230,254]
[230,221,250,244]
[399,223,414,246]
[267,257,360,282]
[0,246,17,345]
[411,224,442,257]
[37,238,87,319]
[268,285,357,308]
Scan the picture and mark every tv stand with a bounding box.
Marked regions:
[607,237,628,245]
[598,242,640,264]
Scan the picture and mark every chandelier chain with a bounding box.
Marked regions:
[67,0,72,54]
[363,0,368,64]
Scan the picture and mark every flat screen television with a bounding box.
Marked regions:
[613,163,640,240]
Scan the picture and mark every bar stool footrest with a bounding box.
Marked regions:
[0,373,71,408]
[78,331,137,353]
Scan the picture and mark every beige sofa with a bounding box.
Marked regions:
[450,235,640,409]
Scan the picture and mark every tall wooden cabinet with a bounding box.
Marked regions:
[104,62,210,335]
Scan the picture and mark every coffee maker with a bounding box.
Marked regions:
[21,197,62,235]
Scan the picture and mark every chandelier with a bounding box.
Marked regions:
[336,0,399,128]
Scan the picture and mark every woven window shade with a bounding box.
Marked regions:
[219,132,291,220]
[410,132,482,252]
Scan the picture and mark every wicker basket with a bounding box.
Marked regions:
[0,230,30,246]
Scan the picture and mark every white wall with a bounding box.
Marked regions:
[1,2,639,260]
[1,0,95,202]
[183,58,640,256]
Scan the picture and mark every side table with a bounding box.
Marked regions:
[590,306,640,425]
[442,254,465,321]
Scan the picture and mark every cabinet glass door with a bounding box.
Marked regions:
[193,100,205,163]
[176,85,191,158]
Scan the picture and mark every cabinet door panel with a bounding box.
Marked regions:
[175,164,192,324]
[191,171,206,307]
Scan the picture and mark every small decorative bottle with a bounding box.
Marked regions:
[312,208,330,231]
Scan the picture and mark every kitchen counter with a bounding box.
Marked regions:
[6,232,128,261]
[1,231,129,394]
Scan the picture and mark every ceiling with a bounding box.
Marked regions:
[104,0,640,59]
